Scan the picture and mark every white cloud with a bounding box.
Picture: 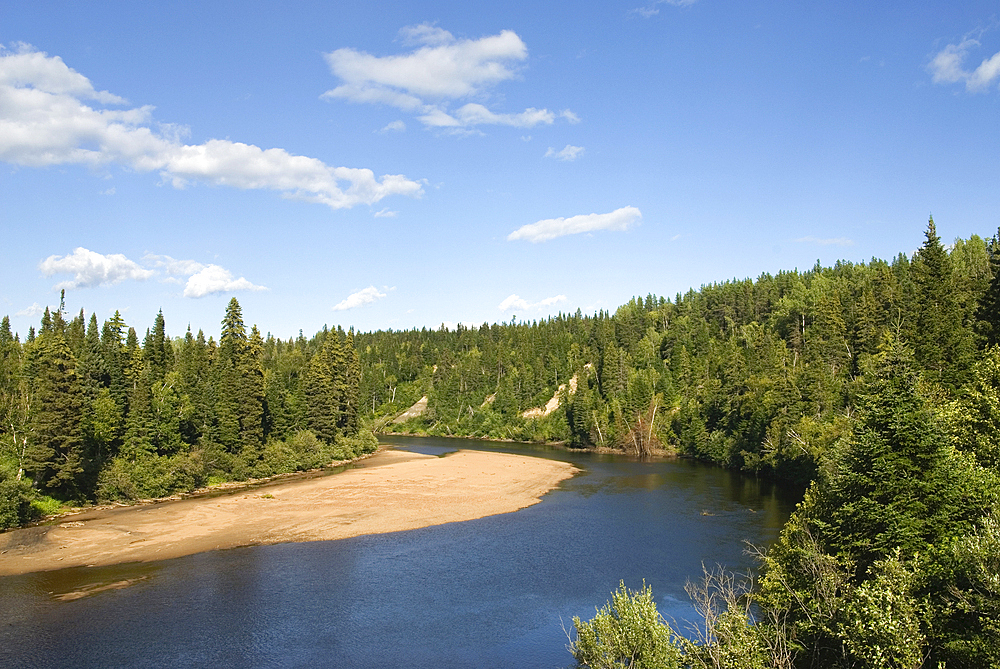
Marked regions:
[629,0,699,18]
[144,254,266,298]
[498,294,529,311]
[39,247,154,289]
[322,25,576,131]
[333,285,387,311]
[378,120,406,133]
[497,294,567,312]
[0,44,124,104]
[544,144,585,161]
[183,264,266,298]
[929,38,1000,91]
[419,103,555,129]
[0,44,423,209]
[143,253,206,277]
[37,249,265,298]
[15,302,46,317]
[560,110,581,123]
[507,206,642,243]
[795,236,855,246]
[374,207,397,218]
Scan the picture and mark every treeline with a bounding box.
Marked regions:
[0,297,375,529]
[361,219,992,484]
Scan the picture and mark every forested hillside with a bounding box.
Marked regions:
[362,218,1000,666]
[361,219,993,484]
[0,297,375,529]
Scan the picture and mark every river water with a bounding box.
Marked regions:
[0,436,798,668]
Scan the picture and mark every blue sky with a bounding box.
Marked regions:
[2,1,999,340]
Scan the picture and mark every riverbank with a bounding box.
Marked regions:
[0,449,577,576]
[379,429,678,458]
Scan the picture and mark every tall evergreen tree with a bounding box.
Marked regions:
[144,310,169,383]
[240,325,266,458]
[304,334,343,444]
[910,217,974,389]
[101,312,128,410]
[25,333,85,497]
[76,313,106,402]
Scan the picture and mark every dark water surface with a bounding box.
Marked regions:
[0,436,799,668]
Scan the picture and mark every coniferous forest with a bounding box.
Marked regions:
[3,219,1000,666]
[0,297,375,528]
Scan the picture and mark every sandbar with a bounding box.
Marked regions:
[0,449,577,576]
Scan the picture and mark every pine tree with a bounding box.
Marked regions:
[210,299,266,463]
[220,298,247,352]
[0,316,18,394]
[123,364,153,458]
[341,329,361,432]
[240,325,266,458]
[144,310,169,383]
[123,327,143,390]
[25,332,85,497]
[304,340,338,444]
[66,308,86,354]
[76,313,107,402]
[910,217,974,390]
[101,312,128,410]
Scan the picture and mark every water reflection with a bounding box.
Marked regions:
[0,436,799,669]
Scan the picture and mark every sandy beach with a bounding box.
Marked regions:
[0,449,577,576]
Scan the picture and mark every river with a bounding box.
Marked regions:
[0,436,799,668]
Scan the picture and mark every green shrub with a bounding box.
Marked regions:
[256,438,298,477]
[96,451,206,502]
[0,476,34,529]
[336,430,378,459]
[569,581,683,669]
[29,494,64,518]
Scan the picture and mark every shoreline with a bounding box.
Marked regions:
[0,449,577,576]
[18,445,391,531]
[377,430,679,458]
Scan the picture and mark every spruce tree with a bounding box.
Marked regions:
[144,310,169,383]
[76,313,107,402]
[304,341,338,444]
[25,333,85,497]
[239,325,266,458]
[910,217,974,390]
[101,312,128,410]
[341,329,361,432]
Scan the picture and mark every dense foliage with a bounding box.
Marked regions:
[572,337,1000,668]
[569,220,1000,667]
[0,297,375,527]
